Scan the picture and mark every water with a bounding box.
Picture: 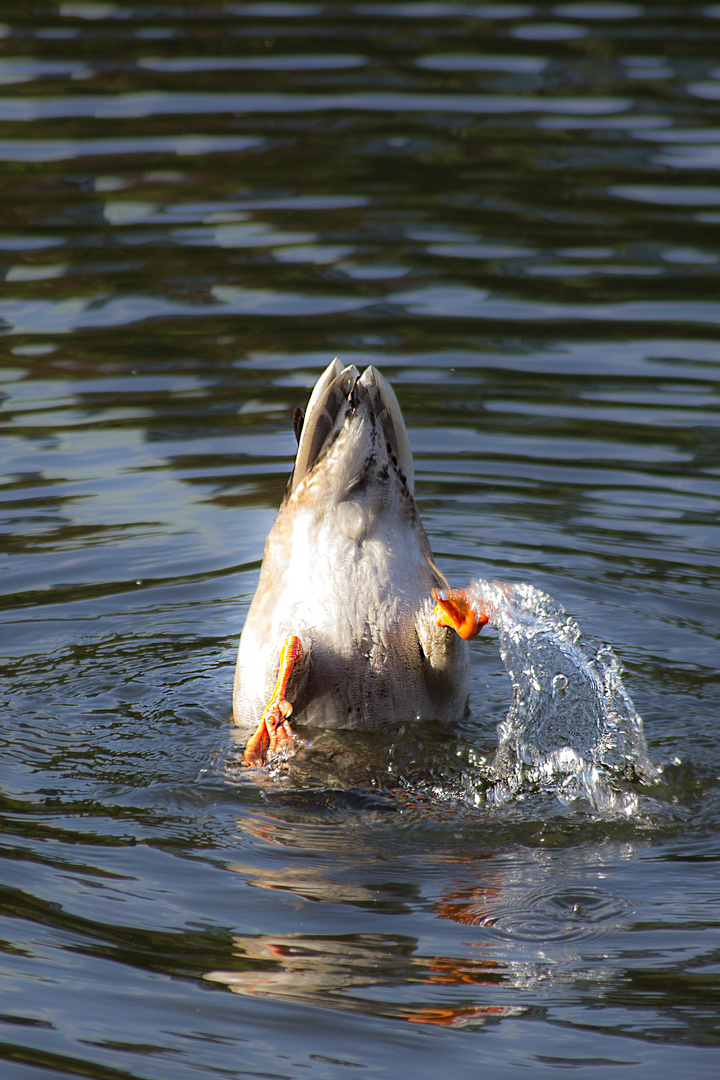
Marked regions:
[1,1,720,1077]
[458,580,659,812]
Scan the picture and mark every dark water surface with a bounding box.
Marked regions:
[1,2,720,1077]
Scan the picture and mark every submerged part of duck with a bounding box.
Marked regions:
[439,580,659,814]
[234,360,485,765]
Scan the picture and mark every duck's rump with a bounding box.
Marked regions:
[288,601,467,732]
[234,546,469,734]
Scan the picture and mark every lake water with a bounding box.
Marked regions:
[1,2,720,1077]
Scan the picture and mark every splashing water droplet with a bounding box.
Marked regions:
[552,673,568,697]
[464,580,659,813]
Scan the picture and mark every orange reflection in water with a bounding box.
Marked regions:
[205,801,521,1029]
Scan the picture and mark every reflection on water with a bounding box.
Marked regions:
[205,803,636,1029]
[206,930,515,1028]
[1,0,720,1076]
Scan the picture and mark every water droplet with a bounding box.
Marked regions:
[552,673,568,696]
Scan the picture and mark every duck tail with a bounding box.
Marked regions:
[290,360,415,497]
[357,366,414,495]
[290,358,359,493]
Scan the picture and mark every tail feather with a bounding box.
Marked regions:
[358,366,414,495]
[291,359,415,496]
[291,359,359,492]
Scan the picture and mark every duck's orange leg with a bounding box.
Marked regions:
[243,634,303,767]
[433,588,489,640]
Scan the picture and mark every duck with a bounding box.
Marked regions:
[233,359,488,766]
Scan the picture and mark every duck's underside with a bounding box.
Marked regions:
[234,360,488,767]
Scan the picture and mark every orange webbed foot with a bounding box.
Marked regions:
[243,634,303,767]
[433,588,489,640]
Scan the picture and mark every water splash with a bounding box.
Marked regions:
[466,581,660,814]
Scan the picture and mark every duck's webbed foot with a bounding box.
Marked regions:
[432,588,489,640]
[243,634,303,767]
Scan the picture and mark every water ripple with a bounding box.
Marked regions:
[482,886,631,942]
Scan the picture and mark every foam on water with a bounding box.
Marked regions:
[466,581,660,814]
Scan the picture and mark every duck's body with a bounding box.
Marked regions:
[234,360,482,764]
